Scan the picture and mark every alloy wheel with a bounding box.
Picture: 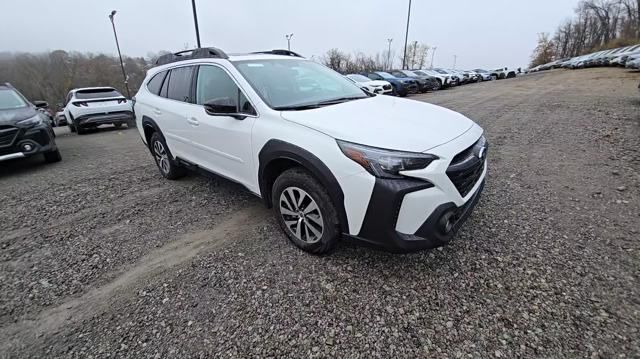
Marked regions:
[279,186,324,244]
[153,140,170,174]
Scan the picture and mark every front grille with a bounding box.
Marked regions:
[447,138,487,197]
[0,126,19,148]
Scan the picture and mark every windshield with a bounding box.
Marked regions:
[347,74,371,83]
[0,88,28,110]
[234,59,366,110]
[414,70,428,76]
[376,72,397,79]
[434,69,448,74]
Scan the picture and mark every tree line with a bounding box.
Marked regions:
[530,0,640,66]
[0,50,167,109]
[320,41,432,74]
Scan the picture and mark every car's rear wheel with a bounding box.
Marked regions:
[149,132,185,180]
[114,123,122,129]
[272,167,340,255]
[43,149,62,163]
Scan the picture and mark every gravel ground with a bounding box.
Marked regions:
[0,68,638,358]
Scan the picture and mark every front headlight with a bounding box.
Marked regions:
[16,115,43,128]
[337,140,438,179]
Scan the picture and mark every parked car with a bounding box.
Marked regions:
[490,67,516,79]
[464,70,481,82]
[63,87,134,135]
[472,69,493,81]
[33,101,55,126]
[413,69,452,88]
[54,111,68,126]
[390,70,440,92]
[134,48,488,254]
[433,68,461,86]
[0,83,61,164]
[345,74,393,95]
[365,71,419,96]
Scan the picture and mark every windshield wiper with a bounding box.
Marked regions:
[274,96,367,111]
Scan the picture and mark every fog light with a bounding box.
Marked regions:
[23,144,33,151]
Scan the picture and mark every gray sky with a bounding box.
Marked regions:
[1,0,579,69]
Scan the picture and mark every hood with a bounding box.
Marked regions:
[365,80,390,87]
[280,95,475,152]
[0,106,38,126]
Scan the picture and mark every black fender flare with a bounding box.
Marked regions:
[140,116,162,146]
[258,139,349,234]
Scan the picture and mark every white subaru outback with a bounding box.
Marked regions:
[134,48,487,254]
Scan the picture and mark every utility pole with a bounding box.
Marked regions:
[402,0,412,70]
[191,0,201,48]
[430,46,437,69]
[453,55,457,69]
[285,33,294,51]
[108,10,131,98]
[386,38,393,70]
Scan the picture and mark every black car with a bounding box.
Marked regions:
[0,83,61,164]
[363,72,419,97]
[391,70,440,92]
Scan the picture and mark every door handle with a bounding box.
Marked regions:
[187,117,199,126]
[153,108,162,115]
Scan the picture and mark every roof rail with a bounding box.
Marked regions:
[251,49,304,58]
[155,47,229,66]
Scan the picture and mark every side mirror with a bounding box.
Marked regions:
[204,97,236,115]
[33,101,48,109]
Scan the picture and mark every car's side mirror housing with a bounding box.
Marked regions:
[204,97,245,120]
[33,101,48,109]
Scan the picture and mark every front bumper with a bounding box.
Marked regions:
[75,111,133,128]
[0,124,57,162]
[342,127,488,253]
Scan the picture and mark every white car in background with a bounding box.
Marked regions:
[63,87,134,135]
[472,69,493,81]
[345,74,393,95]
[414,69,451,88]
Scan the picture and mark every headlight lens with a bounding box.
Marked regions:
[16,115,43,128]
[337,140,438,179]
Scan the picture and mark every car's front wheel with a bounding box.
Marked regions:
[272,168,340,255]
[43,149,62,163]
[149,132,185,180]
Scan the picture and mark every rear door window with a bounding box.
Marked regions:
[147,71,167,95]
[166,66,195,102]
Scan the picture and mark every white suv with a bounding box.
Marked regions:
[64,87,134,134]
[134,48,487,254]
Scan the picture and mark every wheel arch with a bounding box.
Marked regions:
[141,116,161,147]
[258,139,349,234]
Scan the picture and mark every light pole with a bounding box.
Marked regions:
[430,46,437,68]
[191,0,201,48]
[453,55,457,69]
[402,0,412,70]
[386,38,393,70]
[285,33,294,51]
[108,10,131,98]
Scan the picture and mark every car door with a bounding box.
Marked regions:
[156,65,197,161]
[183,64,257,187]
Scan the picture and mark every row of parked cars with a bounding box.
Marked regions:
[343,67,517,97]
[529,43,640,72]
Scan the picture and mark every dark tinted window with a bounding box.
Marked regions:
[147,71,167,95]
[75,88,122,99]
[196,65,255,115]
[167,66,195,102]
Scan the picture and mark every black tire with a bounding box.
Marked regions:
[114,123,122,129]
[76,126,86,135]
[272,167,341,255]
[69,124,76,133]
[149,132,186,180]
[43,149,62,163]
[433,79,442,91]
[127,119,136,128]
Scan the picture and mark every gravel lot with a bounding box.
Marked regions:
[1,68,638,358]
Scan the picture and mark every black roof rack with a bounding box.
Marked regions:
[155,47,228,66]
[251,49,304,58]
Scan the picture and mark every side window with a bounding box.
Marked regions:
[196,65,256,115]
[166,66,195,102]
[147,71,167,95]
